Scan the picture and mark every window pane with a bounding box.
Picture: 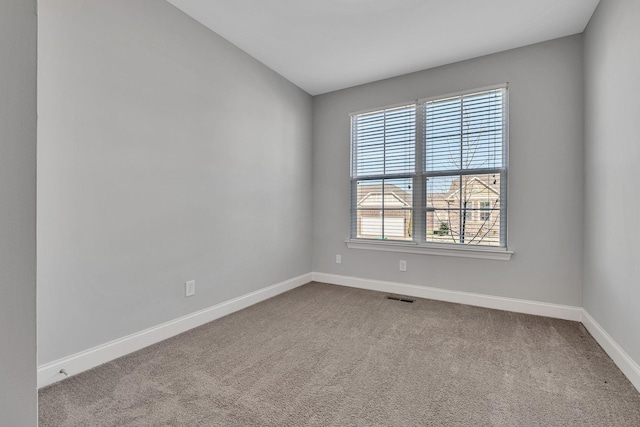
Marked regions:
[353,105,415,177]
[383,178,413,240]
[426,176,457,244]
[425,89,504,173]
[356,178,412,241]
[426,174,501,246]
[461,91,504,170]
[425,97,462,172]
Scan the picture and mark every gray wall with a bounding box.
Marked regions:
[584,0,640,364]
[0,0,37,424]
[37,0,640,395]
[312,36,584,306]
[38,0,312,364]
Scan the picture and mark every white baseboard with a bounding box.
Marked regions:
[37,273,312,389]
[38,270,640,396]
[581,309,640,393]
[312,272,583,321]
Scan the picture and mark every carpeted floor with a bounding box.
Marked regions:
[39,282,640,426]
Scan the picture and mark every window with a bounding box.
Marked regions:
[351,85,508,249]
[464,200,474,222]
[479,201,491,221]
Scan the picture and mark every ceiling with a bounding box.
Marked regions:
[166,0,600,95]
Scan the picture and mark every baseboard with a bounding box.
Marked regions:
[37,273,312,389]
[581,309,640,393]
[311,272,583,321]
[38,271,640,396]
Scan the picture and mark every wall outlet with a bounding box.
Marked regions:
[336,254,342,264]
[185,280,196,297]
[399,260,407,272]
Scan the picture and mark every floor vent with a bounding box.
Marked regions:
[386,296,415,303]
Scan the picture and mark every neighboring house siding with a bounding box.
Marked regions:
[356,184,412,240]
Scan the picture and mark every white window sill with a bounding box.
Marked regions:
[345,239,513,261]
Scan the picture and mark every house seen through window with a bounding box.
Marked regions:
[350,85,508,247]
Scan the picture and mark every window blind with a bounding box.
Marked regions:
[352,105,416,178]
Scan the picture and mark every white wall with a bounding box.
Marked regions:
[0,0,37,424]
[312,36,584,306]
[38,0,312,364]
[584,0,640,365]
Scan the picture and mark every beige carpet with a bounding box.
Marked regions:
[39,282,640,426]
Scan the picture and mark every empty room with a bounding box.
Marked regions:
[2,0,640,425]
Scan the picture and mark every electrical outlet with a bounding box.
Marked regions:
[399,260,407,272]
[185,280,196,297]
[336,254,342,264]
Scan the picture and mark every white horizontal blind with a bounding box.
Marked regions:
[352,105,416,177]
[424,89,504,174]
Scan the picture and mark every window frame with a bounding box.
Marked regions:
[348,84,512,261]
